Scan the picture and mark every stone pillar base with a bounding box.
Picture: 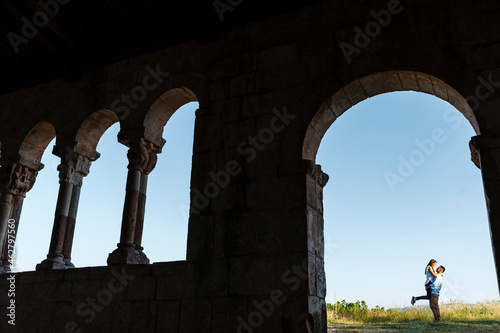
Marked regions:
[107,247,150,265]
[36,258,75,270]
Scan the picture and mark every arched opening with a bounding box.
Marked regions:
[141,87,198,263]
[303,71,480,162]
[318,92,497,307]
[302,71,498,321]
[74,109,119,159]
[67,110,121,267]
[144,102,198,262]
[18,121,57,166]
[13,122,57,272]
[73,122,126,267]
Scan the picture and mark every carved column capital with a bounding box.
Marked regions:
[469,139,481,169]
[127,138,161,175]
[58,151,92,187]
[306,160,329,188]
[0,162,42,197]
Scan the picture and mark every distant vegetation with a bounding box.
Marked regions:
[327,300,500,324]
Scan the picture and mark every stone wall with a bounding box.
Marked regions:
[0,0,500,332]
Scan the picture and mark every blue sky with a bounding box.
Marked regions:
[13,91,499,308]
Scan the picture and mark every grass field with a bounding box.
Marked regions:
[328,321,500,332]
[327,300,500,332]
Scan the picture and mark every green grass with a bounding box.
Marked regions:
[327,300,500,332]
[328,321,500,332]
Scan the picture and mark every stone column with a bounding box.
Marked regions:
[134,173,148,251]
[305,160,329,333]
[37,152,91,270]
[107,138,159,265]
[470,135,500,291]
[0,162,40,273]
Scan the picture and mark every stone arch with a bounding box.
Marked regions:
[106,87,199,265]
[303,70,481,162]
[18,121,56,166]
[74,109,120,160]
[301,71,484,328]
[143,87,198,145]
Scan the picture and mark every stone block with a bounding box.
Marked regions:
[71,279,104,302]
[152,261,188,276]
[252,209,283,255]
[39,302,57,332]
[210,78,231,102]
[63,267,91,281]
[241,53,258,73]
[223,118,256,149]
[282,206,308,253]
[109,301,134,332]
[258,43,297,69]
[186,214,215,261]
[19,270,45,285]
[210,56,239,81]
[88,266,116,280]
[330,88,352,118]
[126,276,157,301]
[211,297,248,331]
[398,70,420,91]
[130,301,157,332]
[17,304,42,332]
[309,101,336,140]
[155,301,181,332]
[45,269,66,282]
[44,281,73,302]
[156,270,195,300]
[17,282,45,304]
[179,298,211,333]
[430,76,449,101]
[414,72,434,95]
[213,98,241,123]
[246,180,283,208]
[231,73,256,97]
[276,253,309,296]
[193,259,229,298]
[229,256,276,295]
[344,79,368,106]
[307,206,320,257]
[215,211,254,257]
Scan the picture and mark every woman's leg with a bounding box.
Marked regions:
[415,287,431,301]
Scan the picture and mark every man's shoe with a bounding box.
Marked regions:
[411,296,415,306]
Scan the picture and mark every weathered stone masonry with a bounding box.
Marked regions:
[0,1,500,332]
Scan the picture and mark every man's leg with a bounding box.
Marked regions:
[430,294,441,321]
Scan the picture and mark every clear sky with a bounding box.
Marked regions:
[12,91,500,309]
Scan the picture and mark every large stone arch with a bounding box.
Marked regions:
[143,87,198,146]
[301,70,493,330]
[107,87,198,265]
[18,121,56,167]
[303,70,481,162]
[73,109,120,160]
[0,121,56,273]
[34,110,121,271]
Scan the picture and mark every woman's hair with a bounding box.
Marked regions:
[425,259,437,274]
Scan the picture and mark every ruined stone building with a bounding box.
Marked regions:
[0,0,499,332]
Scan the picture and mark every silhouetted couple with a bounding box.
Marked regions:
[411,259,445,322]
